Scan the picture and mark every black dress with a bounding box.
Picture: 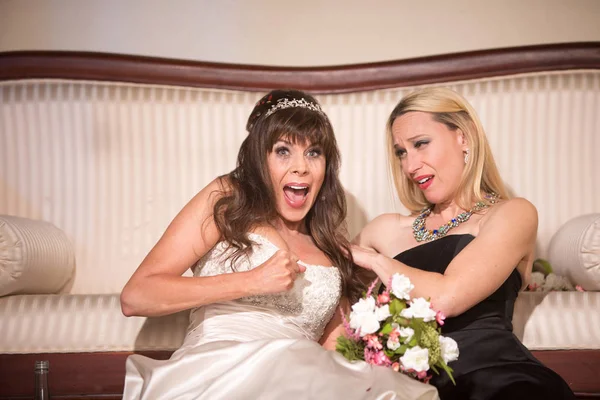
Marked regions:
[394,234,575,400]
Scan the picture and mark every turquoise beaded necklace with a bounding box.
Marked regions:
[412,193,499,242]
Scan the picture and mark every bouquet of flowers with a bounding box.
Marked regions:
[336,273,458,384]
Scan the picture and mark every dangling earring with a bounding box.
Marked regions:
[464,149,470,164]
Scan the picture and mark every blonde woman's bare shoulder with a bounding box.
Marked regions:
[490,197,537,217]
[482,197,538,232]
[370,212,413,229]
[354,212,412,247]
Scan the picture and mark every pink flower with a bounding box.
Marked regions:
[364,347,375,364]
[364,334,383,350]
[377,292,390,305]
[365,278,379,298]
[392,362,400,372]
[372,350,392,367]
[436,310,446,326]
[416,370,428,380]
[576,285,585,292]
[388,327,401,341]
[364,348,391,367]
[340,308,361,341]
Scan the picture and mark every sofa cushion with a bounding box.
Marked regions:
[548,214,600,291]
[513,291,600,350]
[0,215,75,296]
[0,294,188,353]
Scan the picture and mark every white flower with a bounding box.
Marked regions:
[349,311,380,337]
[349,297,380,336]
[439,336,459,363]
[351,296,377,313]
[543,273,574,292]
[399,327,414,342]
[387,337,400,350]
[400,345,430,372]
[528,272,545,291]
[400,298,437,322]
[391,273,414,300]
[375,304,391,321]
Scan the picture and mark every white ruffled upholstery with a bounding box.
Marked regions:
[548,214,600,291]
[0,215,75,297]
[2,72,599,294]
[513,291,600,350]
[0,294,188,353]
[1,291,598,354]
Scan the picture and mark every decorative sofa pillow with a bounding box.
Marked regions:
[548,213,600,291]
[0,215,75,297]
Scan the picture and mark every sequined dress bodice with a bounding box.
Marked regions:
[186,234,342,344]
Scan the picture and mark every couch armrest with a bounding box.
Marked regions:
[0,215,75,296]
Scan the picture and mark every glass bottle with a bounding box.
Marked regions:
[34,360,50,400]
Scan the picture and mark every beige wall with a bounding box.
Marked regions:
[1,0,599,66]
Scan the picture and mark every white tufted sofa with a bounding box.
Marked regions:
[1,44,599,398]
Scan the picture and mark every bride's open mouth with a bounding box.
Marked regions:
[283,184,310,208]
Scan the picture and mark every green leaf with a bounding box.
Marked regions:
[335,335,365,362]
[389,298,400,314]
[533,258,553,275]
[437,361,456,386]
[395,344,408,355]
[380,322,393,335]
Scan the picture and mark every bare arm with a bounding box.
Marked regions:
[120,178,304,317]
[319,298,350,351]
[120,178,242,316]
[353,198,538,317]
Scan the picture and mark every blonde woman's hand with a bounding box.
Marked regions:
[350,244,380,270]
[248,250,306,295]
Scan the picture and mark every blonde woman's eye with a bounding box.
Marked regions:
[395,148,406,159]
[414,140,429,148]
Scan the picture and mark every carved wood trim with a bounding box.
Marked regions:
[1,42,599,94]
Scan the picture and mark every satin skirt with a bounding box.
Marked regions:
[123,338,439,400]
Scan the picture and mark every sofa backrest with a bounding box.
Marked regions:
[1,48,599,294]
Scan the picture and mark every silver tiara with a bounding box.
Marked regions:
[264,98,324,118]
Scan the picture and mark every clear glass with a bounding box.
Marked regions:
[34,360,50,400]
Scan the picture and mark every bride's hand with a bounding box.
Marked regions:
[248,250,306,295]
[350,245,379,270]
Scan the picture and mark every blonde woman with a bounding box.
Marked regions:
[352,88,574,400]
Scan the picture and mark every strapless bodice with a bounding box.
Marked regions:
[186,234,342,343]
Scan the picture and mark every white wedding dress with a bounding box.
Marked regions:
[123,234,439,400]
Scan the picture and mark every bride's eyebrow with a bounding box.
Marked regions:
[275,138,293,145]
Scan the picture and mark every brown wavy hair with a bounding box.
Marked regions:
[212,89,362,302]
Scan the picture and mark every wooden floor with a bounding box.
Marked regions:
[0,350,599,399]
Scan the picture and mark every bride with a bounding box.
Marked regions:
[120,89,439,400]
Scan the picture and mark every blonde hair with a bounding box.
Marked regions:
[386,87,510,214]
